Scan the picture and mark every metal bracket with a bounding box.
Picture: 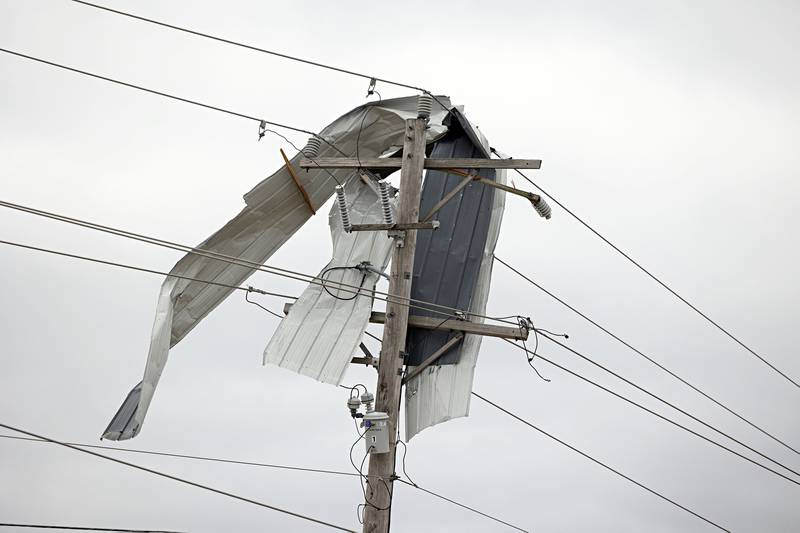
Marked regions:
[387,229,405,248]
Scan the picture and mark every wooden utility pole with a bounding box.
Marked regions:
[362,116,427,533]
[305,102,545,533]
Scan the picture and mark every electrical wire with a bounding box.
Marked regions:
[66,1,455,116]
[0,430,528,531]
[0,433,359,477]
[0,199,519,326]
[320,266,369,302]
[0,48,313,137]
[493,152,798,389]
[0,525,183,532]
[244,289,285,319]
[470,392,730,532]
[494,255,800,457]
[395,439,417,487]
[68,0,426,94]
[502,338,800,486]
[0,423,356,532]
[518,318,551,382]
[347,428,390,516]
[394,480,528,533]
[0,238,296,302]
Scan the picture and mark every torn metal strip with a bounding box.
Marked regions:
[263,178,396,385]
[102,96,451,441]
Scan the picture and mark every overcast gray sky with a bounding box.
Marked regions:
[1,1,799,532]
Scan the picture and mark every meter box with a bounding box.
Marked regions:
[363,411,390,454]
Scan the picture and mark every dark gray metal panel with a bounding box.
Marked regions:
[405,115,496,366]
[102,381,142,441]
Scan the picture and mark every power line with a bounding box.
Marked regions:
[497,159,798,389]
[394,479,527,533]
[0,47,315,139]
[68,0,426,94]
[0,423,356,533]
[0,238,295,301]
[470,392,730,532]
[15,3,783,389]
[362,320,739,529]
[501,338,800,486]
[0,433,358,478]
[493,255,800,457]
[0,199,520,327]
[0,434,526,532]
[0,524,182,532]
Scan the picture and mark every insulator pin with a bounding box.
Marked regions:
[378,181,394,225]
[303,136,322,158]
[417,93,433,121]
[335,185,352,232]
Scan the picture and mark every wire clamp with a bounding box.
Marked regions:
[366,77,377,97]
[258,120,267,141]
[356,261,390,280]
[387,229,406,247]
[247,285,266,295]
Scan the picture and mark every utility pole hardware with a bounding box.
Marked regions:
[307,95,544,533]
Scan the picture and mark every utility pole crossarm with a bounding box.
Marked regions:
[299,157,542,170]
[368,312,528,340]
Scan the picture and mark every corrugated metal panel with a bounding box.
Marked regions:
[404,168,506,440]
[263,177,396,384]
[102,96,453,441]
[405,113,496,366]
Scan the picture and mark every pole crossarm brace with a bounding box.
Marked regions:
[299,157,542,170]
[402,333,464,384]
[443,167,541,203]
[368,312,528,340]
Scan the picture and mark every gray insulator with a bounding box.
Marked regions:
[417,93,433,121]
[533,197,552,219]
[335,185,352,232]
[303,136,322,158]
[378,181,394,225]
[360,392,374,413]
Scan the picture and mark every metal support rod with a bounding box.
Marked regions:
[362,118,427,533]
[444,167,541,203]
[421,173,476,222]
[402,333,464,384]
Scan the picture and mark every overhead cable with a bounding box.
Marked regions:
[494,255,800,457]
[0,199,519,326]
[68,0,427,93]
[0,238,295,301]
[0,422,357,532]
[496,155,798,389]
[502,338,800,486]
[0,433,525,532]
[470,392,730,532]
[0,433,357,477]
[0,524,182,532]
[394,479,527,532]
[0,47,317,139]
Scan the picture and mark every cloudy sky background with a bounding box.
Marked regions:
[1,1,799,531]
